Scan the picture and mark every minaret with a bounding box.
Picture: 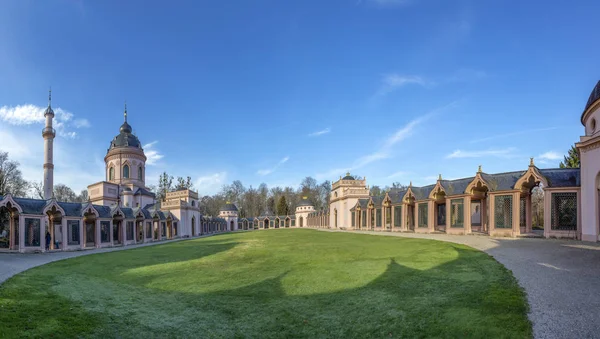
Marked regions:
[42,88,56,200]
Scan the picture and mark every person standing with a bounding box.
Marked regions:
[45,231,51,251]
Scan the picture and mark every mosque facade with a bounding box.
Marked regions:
[1,81,600,252]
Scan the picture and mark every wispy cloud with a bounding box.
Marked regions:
[0,104,89,139]
[387,171,410,179]
[378,74,431,96]
[308,128,331,137]
[446,147,518,159]
[142,141,164,166]
[257,156,290,176]
[194,172,227,196]
[470,127,559,144]
[316,101,460,180]
[538,151,562,161]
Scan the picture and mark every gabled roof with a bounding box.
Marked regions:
[57,202,85,217]
[539,168,581,187]
[133,207,152,219]
[13,197,46,215]
[411,184,436,200]
[387,190,407,204]
[481,171,524,191]
[94,205,112,218]
[134,187,156,197]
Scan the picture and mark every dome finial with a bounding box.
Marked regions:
[48,87,52,107]
[124,101,127,122]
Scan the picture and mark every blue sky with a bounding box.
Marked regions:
[0,0,599,195]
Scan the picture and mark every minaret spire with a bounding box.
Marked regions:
[48,87,52,107]
[42,88,56,200]
[124,101,127,122]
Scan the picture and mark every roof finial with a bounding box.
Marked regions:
[409,181,412,187]
[478,165,482,173]
[438,174,442,181]
[48,87,52,107]
[124,101,128,122]
[530,157,534,167]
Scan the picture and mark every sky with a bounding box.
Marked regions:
[1,0,599,195]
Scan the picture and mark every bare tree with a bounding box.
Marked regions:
[531,186,544,229]
[0,151,29,197]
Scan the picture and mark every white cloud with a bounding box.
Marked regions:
[257,156,290,176]
[195,172,227,196]
[446,147,518,159]
[378,74,430,95]
[538,151,562,161]
[308,128,331,137]
[0,104,89,139]
[143,141,164,166]
[387,171,410,179]
[315,101,460,181]
[470,127,558,144]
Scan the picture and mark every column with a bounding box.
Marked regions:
[18,215,25,253]
[61,218,68,250]
[49,217,55,250]
[428,200,435,233]
[40,217,46,252]
[481,197,488,234]
[133,221,137,245]
[9,213,15,250]
[525,194,532,233]
[109,220,114,246]
[122,220,127,245]
[401,204,408,232]
[512,192,521,237]
[95,219,101,248]
[414,204,420,230]
[79,220,85,250]
[464,196,472,234]
[488,194,496,234]
[445,198,451,231]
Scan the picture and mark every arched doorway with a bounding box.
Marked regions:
[84,210,98,248]
[191,216,196,236]
[299,216,303,227]
[113,212,123,245]
[45,205,64,250]
[230,220,234,231]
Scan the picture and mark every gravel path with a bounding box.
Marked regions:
[1,229,599,338]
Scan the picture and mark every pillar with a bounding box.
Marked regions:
[464,196,472,234]
[401,204,408,232]
[18,215,25,253]
[79,219,85,250]
[489,194,496,233]
[512,192,521,237]
[109,220,114,246]
[482,197,488,234]
[95,219,101,248]
[428,200,435,233]
[445,198,452,230]
[39,217,45,252]
[525,194,532,233]
[9,213,15,250]
[61,218,68,250]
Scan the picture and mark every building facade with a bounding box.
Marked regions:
[1,80,600,252]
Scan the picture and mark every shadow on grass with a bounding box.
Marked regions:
[0,233,532,339]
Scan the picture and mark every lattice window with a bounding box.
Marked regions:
[551,192,577,231]
[437,203,446,226]
[394,206,401,227]
[351,211,356,227]
[451,199,464,228]
[100,221,110,243]
[362,210,367,227]
[418,203,428,228]
[376,209,382,227]
[520,198,526,228]
[494,195,513,229]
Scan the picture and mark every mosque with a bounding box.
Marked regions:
[1,80,600,252]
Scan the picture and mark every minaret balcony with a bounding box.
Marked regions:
[42,127,56,138]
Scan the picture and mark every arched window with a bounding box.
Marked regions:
[138,166,143,180]
[123,165,130,179]
[191,200,195,207]
[109,167,114,180]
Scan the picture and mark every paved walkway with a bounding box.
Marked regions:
[1,230,599,338]
[321,230,600,339]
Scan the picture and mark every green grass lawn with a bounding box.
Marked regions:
[0,229,531,338]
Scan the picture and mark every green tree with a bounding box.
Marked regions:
[174,176,194,191]
[277,196,289,216]
[157,172,173,201]
[0,151,29,197]
[559,145,580,168]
